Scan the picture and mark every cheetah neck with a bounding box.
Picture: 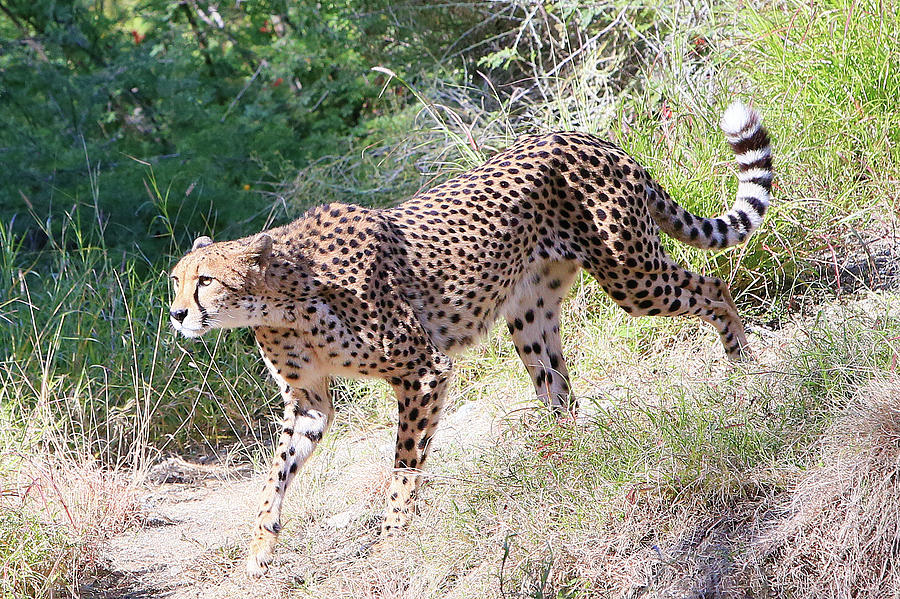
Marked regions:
[233,255,321,330]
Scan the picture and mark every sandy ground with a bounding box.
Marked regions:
[82,397,499,599]
[91,474,270,598]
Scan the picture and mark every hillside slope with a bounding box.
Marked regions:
[81,288,900,598]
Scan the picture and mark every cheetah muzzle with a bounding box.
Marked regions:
[168,102,773,576]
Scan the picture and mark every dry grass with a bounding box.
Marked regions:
[737,376,900,598]
[0,457,142,597]
[5,288,893,598]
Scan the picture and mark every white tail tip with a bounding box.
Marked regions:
[720,101,759,137]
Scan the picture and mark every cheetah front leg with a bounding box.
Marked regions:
[381,352,453,535]
[247,377,333,577]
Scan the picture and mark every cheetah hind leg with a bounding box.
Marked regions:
[503,260,579,415]
[596,263,751,362]
[659,265,751,361]
[696,273,751,361]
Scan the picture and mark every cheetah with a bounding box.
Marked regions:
[168,102,772,576]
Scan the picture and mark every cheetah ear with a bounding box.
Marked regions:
[246,233,273,266]
[192,235,213,252]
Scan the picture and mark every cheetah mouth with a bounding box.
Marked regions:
[171,321,208,338]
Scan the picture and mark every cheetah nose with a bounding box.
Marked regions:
[170,308,188,323]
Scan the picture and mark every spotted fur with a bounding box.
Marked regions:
[168,101,772,576]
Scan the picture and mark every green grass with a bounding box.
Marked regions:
[0,508,73,599]
[0,197,289,466]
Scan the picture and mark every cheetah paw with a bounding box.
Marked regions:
[246,535,276,577]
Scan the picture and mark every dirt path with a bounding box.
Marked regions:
[83,399,498,599]
[92,474,271,598]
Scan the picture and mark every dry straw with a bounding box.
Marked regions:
[740,376,900,598]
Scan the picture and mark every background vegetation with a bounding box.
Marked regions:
[1,0,898,596]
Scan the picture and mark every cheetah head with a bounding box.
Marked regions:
[168,234,272,337]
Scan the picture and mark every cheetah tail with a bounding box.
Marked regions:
[646,101,773,250]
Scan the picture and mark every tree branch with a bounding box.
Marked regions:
[180,1,214,69]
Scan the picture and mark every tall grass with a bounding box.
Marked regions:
[0,204,270,595]
[0,212,278,468]
[1,0,876,462]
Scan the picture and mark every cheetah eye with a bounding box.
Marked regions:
[198,275,213,287]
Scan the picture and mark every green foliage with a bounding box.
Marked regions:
[0,0,503,254]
